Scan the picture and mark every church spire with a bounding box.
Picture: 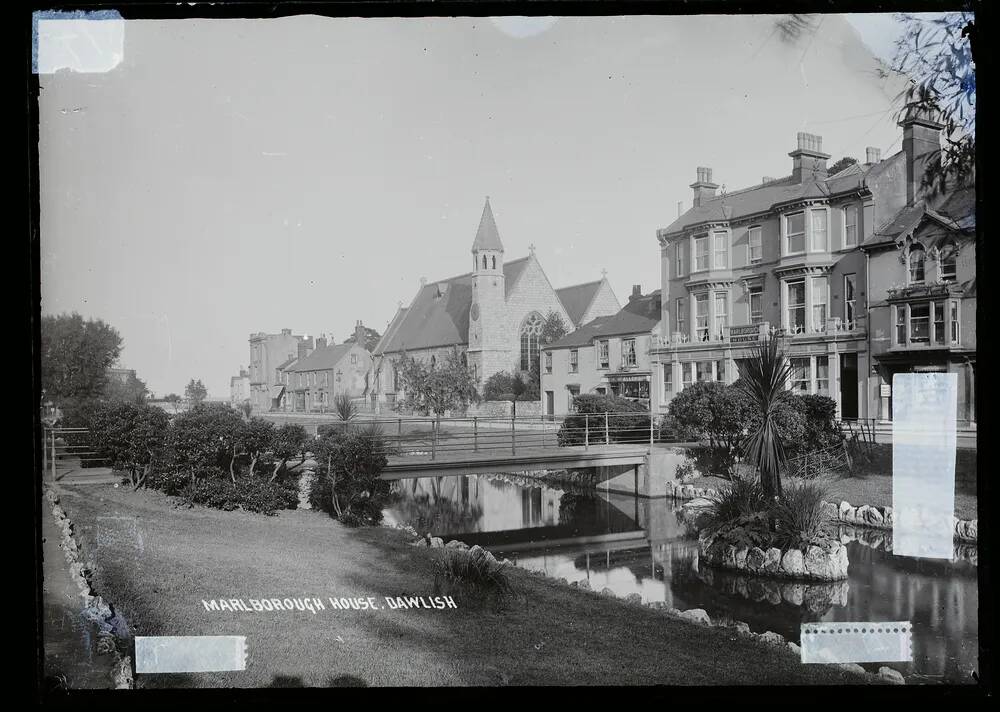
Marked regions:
[471,196,504,252]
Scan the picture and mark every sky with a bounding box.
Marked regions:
[38,12,917,398]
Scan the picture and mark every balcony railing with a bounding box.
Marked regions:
[652,316,866,349]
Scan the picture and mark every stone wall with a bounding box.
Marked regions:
[465,400,542,419]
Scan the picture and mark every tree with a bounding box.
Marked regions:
[890,12,976,195]
[343,326,382,353]
[668,382,755,476]
[315,424,390,526]
[103,371,149,405]
[241,417,275,478]
[333,393,357,432]
[184,379,208,405]
[827,156,858,175]
[166,403,245,485]
[734,336,793,501]
[90,402,169,490]
[482,370,531,417]
[40,313,123,409]
[540,310,569,345]
[395,346,480,417]
[269,423,309,482]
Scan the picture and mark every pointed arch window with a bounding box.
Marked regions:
[908,242,926,284]
[482,255,488,270]
[491,255,496,269]
[520,312,544,371]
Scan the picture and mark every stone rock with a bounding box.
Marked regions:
[788,642,801,656]
[836,546,849,574]
[601,587,616,597]
[747,580,768,603]
[733,621,751,635]
[679,608,711,625]
[759,631,785,645]
[683,497,713,510]
[626,593,643,605]
[556,577,568,585]
[838,500,854,522]
[578,579,591,590]
[967,519,978,540]
[763,547,782,574]
[857,505,884,527]
[445,540,468,549]
[804,545,836,580]
[839,663,866,675]
[881,507,893,527]
[746,547,766,573]
[734,548,748,570]
[878,666,906,685]
[647,601,667,609]
[410,538,428,547]
[780,548,804,577]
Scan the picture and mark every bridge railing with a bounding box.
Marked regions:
[332,411,663,460]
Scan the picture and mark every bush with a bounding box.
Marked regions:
[89,401,170,489]
[435,547,514,609]
[312,425,390,525]
[790,394,843,455]
[557,394,650,446]
[770,478,833,550]
[702,475,770,533]
[178,476,299,515]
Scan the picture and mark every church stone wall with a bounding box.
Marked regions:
[580,281,623,325]
[504,256,574,373]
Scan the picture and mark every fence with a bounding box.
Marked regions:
[41,427,109,482]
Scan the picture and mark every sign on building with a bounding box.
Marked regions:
[729,324,764,344]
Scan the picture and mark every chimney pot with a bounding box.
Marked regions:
[762,176,774,184]
[629,284,642,301]
[790,132,829,182]
[866,146,881,164]
[690,167,719,207]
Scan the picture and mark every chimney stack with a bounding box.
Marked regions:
[281,328,292,336]
[690,167,718,207]
[899,106,944,204]
[629,284,642,302]
[315,335,328,350]
[762,176,775,184]
[297,336,314,361]
[789,132,830,182]
[865,146,881,164]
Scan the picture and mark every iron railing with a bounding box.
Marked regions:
[41,427,109,482]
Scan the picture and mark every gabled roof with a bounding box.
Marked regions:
[662,152,905,235]
[373,306,409,355]
[544,291,662,350]
[556,280,603,327]
[275,356,298,372]
[861,183,975,249]
[471,197,504,252]
[374,257,531,354]
[287,343,363,372]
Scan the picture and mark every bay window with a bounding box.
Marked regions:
[785,212,805,254]
[811,209,828,251]
[895,306,906,345]
[695,293,710,341]
[811,277,828,332]
[909,303,930,342]
[694,235,709,271]
[786,279,806,334]
[713,231,728,269]
[713,291,728,340]
[933,302,946,345]
[950,300,960,343]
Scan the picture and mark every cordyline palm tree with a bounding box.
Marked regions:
[734,335,793,502]
[333,393,357,432]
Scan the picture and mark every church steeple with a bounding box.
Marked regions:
[471,196,504,253]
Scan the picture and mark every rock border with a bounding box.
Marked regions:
[698,533,849,582]
[380,522,892,685]
[666,481,978,544]
[44,487,134,690]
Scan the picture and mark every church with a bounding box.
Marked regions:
[371,198,621,408]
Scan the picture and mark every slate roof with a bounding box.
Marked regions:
[661,152,905,235]
[275,356,298,372]
[374,257,531,354]
[861,183,975,249]
[286,344,359,372]
[471,198,504,252]
[555,280,603,327]
[543,291,662,350]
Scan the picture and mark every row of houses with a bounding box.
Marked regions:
[541,110,975,426]
[239,107,975,426]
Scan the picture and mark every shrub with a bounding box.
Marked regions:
[557,394,650,446]
[702,475,769,533]
[790,394,843,455]
[269,423,310,480]
[178,476,299,515]
[88,401,170,489]
[435,547,514,608]
[166,402,246,484]
[769,478,833,550]
[312,425,390,526]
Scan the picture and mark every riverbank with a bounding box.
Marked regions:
[53,484,877,687]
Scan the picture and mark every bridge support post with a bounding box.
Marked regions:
[511,416,516,455]
[585,416,589,450]
[474,417,478,452]
[605,412,609,444]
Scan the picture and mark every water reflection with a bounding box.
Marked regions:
[384,474,978,684]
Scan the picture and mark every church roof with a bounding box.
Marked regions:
[544,291,662,349]
[555,280,603,327]
[374,257,530,355]
[471,197,504,252]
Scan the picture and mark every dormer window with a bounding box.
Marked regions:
[908,243,926,284]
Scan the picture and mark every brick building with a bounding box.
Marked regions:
[653,108,975,424]
[371,198,620,409]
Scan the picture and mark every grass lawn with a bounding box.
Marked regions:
[689,445,978,521]
[55,484,876,688]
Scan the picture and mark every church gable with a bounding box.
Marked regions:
[579,279,622,324]
[503,255,574,371]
